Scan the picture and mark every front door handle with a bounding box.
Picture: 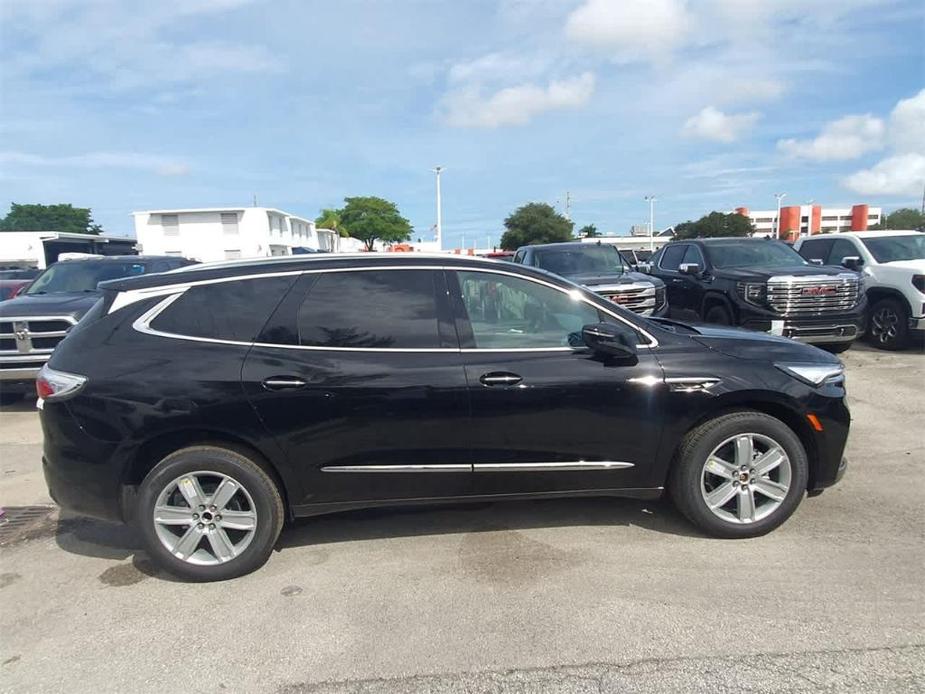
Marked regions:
[262,376,307,391]
[671,278,685,284]
[479,372,523,387]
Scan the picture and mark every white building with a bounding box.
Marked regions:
[739,204,882,239]
[132,207,339,262]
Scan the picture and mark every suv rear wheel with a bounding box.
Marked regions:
[669,411,808,538]
[137,445,284,581]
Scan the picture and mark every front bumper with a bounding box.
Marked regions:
[735,298,867,344]
[0,354,47,391]
[910,315,925,333]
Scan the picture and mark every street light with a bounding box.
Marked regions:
[432,166,444,249]
[644,195,657,252]
[774,192,787,239]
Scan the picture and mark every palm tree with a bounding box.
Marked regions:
[315,208,349,237]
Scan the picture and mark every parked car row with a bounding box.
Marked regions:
[516,232,923,353]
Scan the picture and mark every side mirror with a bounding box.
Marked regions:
[581,323,638,358]
[841,256,862,271]
[679,262,701,276]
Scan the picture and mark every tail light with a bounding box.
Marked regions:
[36,364,87,401]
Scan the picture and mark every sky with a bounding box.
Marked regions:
[1,0,923,248]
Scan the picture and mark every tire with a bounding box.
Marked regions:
[704,304,732,325]
[819,342,852,354]
[867,297,909,350]
[136,445,285,581]
[669,411,808,539]
[0,391,24,406]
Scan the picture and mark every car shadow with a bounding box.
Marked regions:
[0,397,37,414]
[53,495,702,581]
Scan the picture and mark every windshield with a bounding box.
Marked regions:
[707,242,808,269]
[534,245,624,276]
[860,234,925,263]
[26,261,148,295]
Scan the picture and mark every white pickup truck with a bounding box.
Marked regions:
[794,230,925,350]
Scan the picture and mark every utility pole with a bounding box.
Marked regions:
[432,166,444,249]
[644,195,657,252]
[774,193,787,238]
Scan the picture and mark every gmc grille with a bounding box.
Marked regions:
[592,282,661,316]
[766,275,861,316]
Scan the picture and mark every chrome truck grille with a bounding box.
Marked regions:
[591,282,662,316]
[0,316,77,375]
[766,274,861,316]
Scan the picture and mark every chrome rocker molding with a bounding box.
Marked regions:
[321,461,635,473]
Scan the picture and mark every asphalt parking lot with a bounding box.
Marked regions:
[0,342,923,693]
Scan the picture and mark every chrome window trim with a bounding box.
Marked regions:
[129,264,658,351]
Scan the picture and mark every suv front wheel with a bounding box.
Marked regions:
[137,445,285,581]
[670,411,808,538]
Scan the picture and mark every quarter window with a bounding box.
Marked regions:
[149,276,297,342]
[297,270,441,349]
[456,271,601,349]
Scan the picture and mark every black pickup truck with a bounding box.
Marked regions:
[0,255,195,403]
[646,238,866,352]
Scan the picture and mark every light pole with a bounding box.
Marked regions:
[774,192,786,239]
[433,166,444,249]
[644,195,657,252]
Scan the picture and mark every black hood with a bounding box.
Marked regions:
[568,271,664,288]
[690,324,840,363]
[0,291,101,320]
[712,265,855,282]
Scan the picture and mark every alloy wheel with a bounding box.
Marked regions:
[152,471,258,565]
[871,306,899,345]
[700,433,792,525]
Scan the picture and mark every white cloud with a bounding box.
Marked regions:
[843,154,925,196]
[777,115,885,161]
[442,72,596,128]
[721,78,786,103]
[0,151,191,177]
[888,88,925,154]
[565,0,689,61]
[681,107,760,143]
[447,52,552,85]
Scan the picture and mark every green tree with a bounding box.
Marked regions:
[314,208,349,237]
[499,202,574,250]
[871,207,925,231]
[338,196,412,251]
[0,203,103,234]
[673,212,754,239]
[578,223,599,238]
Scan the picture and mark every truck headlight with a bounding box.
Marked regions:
[775,362,845,387]
[736,282,767,305]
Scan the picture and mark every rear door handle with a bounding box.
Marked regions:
[479,372,523,387]
[262,377,307,391]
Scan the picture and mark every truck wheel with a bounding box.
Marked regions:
[669,411,808,538]
[819,342,852,354]
[867,298,909,350]
[136,445,285,582]
[0,392,24,406]
[704,304,732,325]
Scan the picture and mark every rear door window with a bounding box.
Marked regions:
[149,276,297,342]
[297,270,442,349]
[659,244,687,271]
[797,238,833,264]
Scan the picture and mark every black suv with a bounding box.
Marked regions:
[41,254,850,580]
[513,242,667,316]
[0,255,195,403]
[646,238,866,352]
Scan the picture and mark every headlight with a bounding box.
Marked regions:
[655,286,666,308]
[775,362,844,387]
[735,281,767,305]
[912,275,925,293]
